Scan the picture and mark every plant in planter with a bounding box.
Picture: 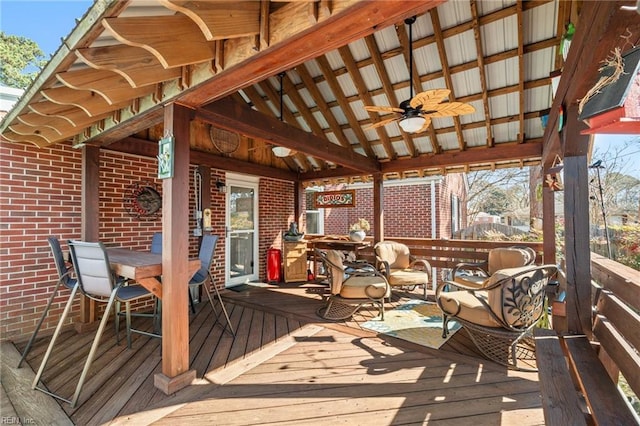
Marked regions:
[349,218,370,242]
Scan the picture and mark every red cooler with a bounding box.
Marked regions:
[266,248,282,283]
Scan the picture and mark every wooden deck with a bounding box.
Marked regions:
[2,282,544,425]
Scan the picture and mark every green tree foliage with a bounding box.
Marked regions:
[0,32,46,89]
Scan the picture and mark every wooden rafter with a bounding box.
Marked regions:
[338,45,394,160]
[470,0,493,148]
[315,55,376,158]
[364,34,415,157]
[102,16,214,68]
[516,0,525,144]
[76,45,182,88]
[295,64,352,149]
[56,69,155,106]
[430,8,465,151]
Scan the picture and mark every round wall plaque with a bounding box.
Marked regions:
[124,182,162,220]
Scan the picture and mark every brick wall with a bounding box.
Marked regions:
[318,177,467,239]
[0,140,296,342]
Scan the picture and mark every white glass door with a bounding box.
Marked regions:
[226,174,259,286]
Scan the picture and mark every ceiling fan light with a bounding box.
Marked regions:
[272,146,292,157]
[399,116,426,133]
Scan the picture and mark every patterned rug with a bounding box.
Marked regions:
[361,299,460,349]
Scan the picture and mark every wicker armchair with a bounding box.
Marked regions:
[316,249,390,321]
[436,264,557,370]
[450,246,537,289]
[374,241,431,299]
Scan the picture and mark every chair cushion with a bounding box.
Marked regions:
[340,276,388,299]
[388,268,429,287]
[325,250,345,295]
[117,284,152,301]
[452,274,487,288]
[487,248,533,275]
[375,241,411,269]
[486,266,546,327]
[438,290,501,327]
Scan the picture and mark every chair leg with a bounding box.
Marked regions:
[188,291,196,314]
[115,300,121,345]
[125,301,132,349]
[70,293,117,408]
[206,278,235,337]
[32,284,79,403]
[18,279,65,368]
[442,314,449,339]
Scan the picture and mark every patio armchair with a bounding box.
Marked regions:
[450,246,536,289]
[32,240,157,407]
[17,237,77,368]
[374,241,431,299]
[436,264,557,370]
[189,234,234,336]
[316,249,390,321]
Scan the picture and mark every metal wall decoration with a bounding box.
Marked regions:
[313,190,356,208]
[124,182,162,220]
[209,125,240,154]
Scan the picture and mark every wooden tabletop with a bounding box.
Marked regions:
[106,248,200,299]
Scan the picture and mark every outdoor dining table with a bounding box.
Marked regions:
[107,248,201,299]
[309,238,371,276]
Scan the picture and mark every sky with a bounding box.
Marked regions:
[1,0,638,178]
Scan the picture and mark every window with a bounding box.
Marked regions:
[451,194,461,237]
[305,190,324,235]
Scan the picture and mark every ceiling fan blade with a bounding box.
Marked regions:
[429,102,476,117]
[410,89,451,110]
[364,116,400,130]
[364,105,404,113]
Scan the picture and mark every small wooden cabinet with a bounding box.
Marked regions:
[283,241,308,282]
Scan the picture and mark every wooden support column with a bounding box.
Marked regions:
[562,104,592,336]
[78,144,100,328]
[563,155,592,335]
[373,174,384,243]
[154,103,196,394]
[542,186,556,264]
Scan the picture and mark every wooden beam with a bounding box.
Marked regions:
[381,141,542,173]
[179,0,445,106]
[196,96,380,173]
[104,136,299,182]
[469,0,493,147]
[542,1,640,166]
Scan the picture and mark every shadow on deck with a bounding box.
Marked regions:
[2,282,544,425]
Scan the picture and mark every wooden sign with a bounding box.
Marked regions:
[313,190,355,208]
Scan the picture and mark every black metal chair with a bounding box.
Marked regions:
[32,240,156,407]
[17,237,77,368]
[190,235,234,336]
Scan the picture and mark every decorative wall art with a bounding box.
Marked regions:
[313,190,356,208]
[124,182,162,220]
[545,155,564,192]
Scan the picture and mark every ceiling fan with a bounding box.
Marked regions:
[364,17,475,134]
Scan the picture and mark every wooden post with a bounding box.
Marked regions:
[78,145,100,328]
[563,155,592,336]
[373,173,384,243]
[542,185,556,264]
[154,103,196,394]
[295,180,302,225]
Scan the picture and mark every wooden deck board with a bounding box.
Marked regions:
[4,282,544,425]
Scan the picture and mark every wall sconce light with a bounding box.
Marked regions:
[216,179,226,193]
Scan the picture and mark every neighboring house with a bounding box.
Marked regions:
[0,86,23,118]
[473,212,501,225]
[305,174,468,239]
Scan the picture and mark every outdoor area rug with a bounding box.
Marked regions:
[361,299,461,350]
